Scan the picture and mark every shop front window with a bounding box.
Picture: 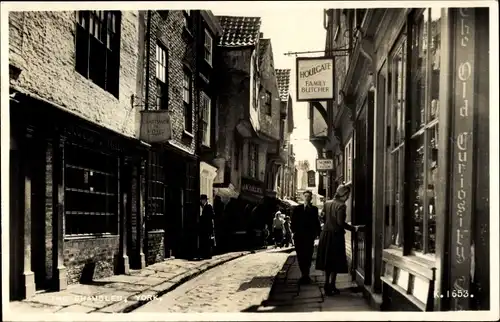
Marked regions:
[147,151,165,231]
[384,8,442,255]
[388,36,406,247]
[64,142,119,236]
[408,9,441,254]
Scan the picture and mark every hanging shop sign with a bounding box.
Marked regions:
[316,158,334,171]
[296,57,335,102]
[449,8,475,311]
[140,110,173,143]
[307,170,316,187]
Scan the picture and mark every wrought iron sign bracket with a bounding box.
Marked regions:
[284,47,351,58]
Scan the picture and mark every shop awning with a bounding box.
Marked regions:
[282,199,299,207]
[214,184,239,203]
[239,192,262,204]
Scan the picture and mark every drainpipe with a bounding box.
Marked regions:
[143,10,152,264]
[195,11,202,257]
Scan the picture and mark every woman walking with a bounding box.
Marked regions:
[315,185,362,296]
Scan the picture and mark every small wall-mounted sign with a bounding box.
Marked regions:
[140,110,173,143]
[316,158,334,171]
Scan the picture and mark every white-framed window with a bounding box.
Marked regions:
[344,138,353,184]
[183,70,193,133]
[200,91,211,147]
[204,29,213,66]
[155,42,168,109]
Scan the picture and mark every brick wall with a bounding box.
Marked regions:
[138,10,199,264]
[142,10,198,154]
[8,11,141,138]
[64,237,120,285]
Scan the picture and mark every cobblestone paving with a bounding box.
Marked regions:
[134,248,292,313]
[7,251,249,317]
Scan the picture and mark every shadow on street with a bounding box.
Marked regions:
[241,251,373,312]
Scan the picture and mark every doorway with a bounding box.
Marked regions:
[30,140,51,291]
[352,93,375,286]
[9,143,23,300]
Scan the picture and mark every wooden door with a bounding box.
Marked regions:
[353,94,375,286]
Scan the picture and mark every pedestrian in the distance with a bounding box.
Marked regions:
[272,211,285,248]
[291,190,321,284]
[262,224,270,248]
[283,216,293,247]
[199,194,215,259]
[315,184,363,295]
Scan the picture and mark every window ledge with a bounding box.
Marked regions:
[383,248,436,281]
[65,234,119,241]
[183,130,194,139]
[148,229,165,234]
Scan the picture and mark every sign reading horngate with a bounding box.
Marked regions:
[296,57,335,102]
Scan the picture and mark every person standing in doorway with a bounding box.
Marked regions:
[199,194,215,259]
[315,184,363,295]
[291,190,321,284]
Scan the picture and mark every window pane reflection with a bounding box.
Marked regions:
[428,9,441,122]
[410,134,425,252]
[410,9,428,133]
[427,125,438,253]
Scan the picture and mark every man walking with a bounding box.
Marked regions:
[291,190,322,284]
[199,194,215,259]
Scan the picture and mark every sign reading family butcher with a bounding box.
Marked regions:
[296,57,335,102]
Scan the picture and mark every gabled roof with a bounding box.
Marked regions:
[217,16,262,47]
[275,69,291,102]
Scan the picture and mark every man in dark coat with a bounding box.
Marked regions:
[199,194,215,259]
[291,190,322,284]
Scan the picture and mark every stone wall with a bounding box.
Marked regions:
[8,11,141,138]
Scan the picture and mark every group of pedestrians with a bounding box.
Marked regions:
[200,183,363,297]
[271,210,294,248]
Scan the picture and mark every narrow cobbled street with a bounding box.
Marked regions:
[133,249,291,313]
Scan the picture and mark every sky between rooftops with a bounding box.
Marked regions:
[212,6,327,171]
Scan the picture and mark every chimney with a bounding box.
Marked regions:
[259,32,264,39]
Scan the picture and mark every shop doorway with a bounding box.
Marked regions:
[352,94,375,286]
[30,140,51,291]
[9,144,24,300]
